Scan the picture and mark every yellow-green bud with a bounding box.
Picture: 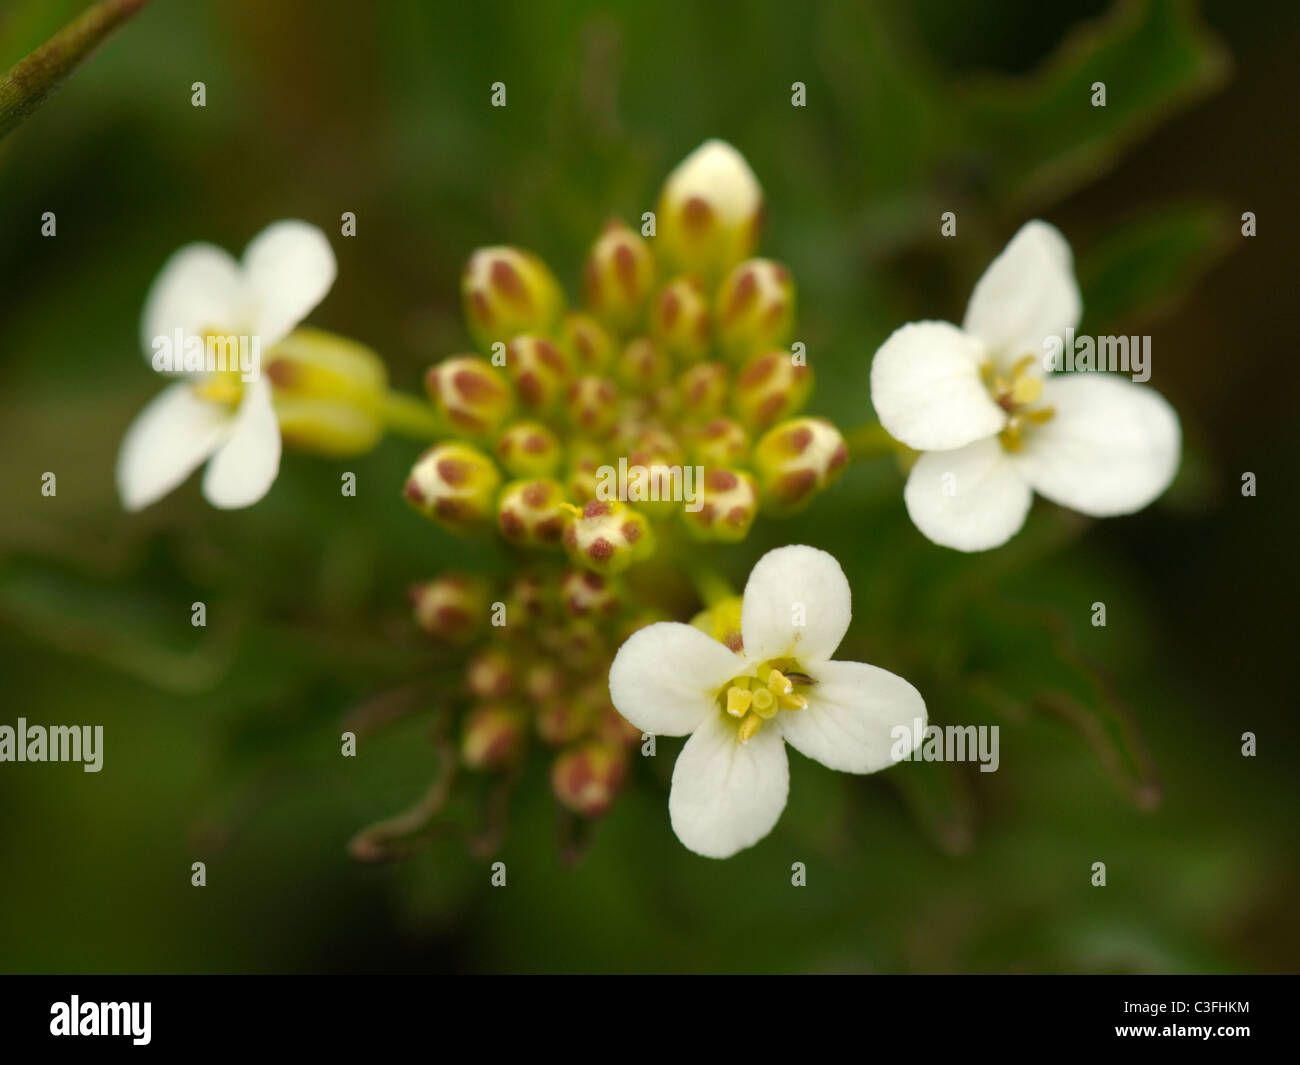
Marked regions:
[657,139,763,282]
[753,416,849,514]
[466,647,516,701]
[583,220,655,335]
[560,311,615,373]
[497,478,570,549]
[616,335,673,394]
[506,571,553,629]
[560,567,621,618]
[563,375,621,439]
[409,574,490,644]
[623,427,686,519]
[715,259,794,363]
[461,704,528,771]
[687,416,750,467]
[565,439,605,503]
[681,467,758,543]
[550,740,628,818]
[733,348,813,430]
[523,659,565,705]
[537,697,593,748]
[651,276,712,362]
[424,354,513,438]
[562,499,654,575]
[265,327,388,456]
[404,441,502,531]
[690,595,744,653]
[495,420,562,478]
[505,333,571,413]
[677,361,730,419]
[462,246,564,352]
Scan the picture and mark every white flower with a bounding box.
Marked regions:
[116,220,337,511]
[869,221,1181,552]
[608,545,926,859]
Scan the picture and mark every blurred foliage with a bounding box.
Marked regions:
[0,0,1294,973]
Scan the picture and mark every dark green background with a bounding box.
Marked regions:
[0,0,1295,973]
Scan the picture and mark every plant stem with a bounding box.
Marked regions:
[846,421,908,462]
[381,390,444,441]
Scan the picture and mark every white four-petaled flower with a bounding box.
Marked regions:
[116,219,337,511]
[609,544,926,859]
[870,220,1181,552]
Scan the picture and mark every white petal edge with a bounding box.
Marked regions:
[1015,373,1181,517]
[962,220,1081,368]
[904,437,1033,552]
[778,659,927,774]
[608,622,742,737]
[740,545,851,666]
[139,243,245,359]
[870,320,1006,452]
[200,377,282,509]
[116,382,234,511]
[242,220,337,348]
[668,709,789,859]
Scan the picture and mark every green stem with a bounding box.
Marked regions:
[381,390,444,441]
[0,0,150,141]
[686,559,736,609]
[846,421,909,462]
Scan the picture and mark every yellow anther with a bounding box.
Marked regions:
[559,502,583,519]
[1010,354,1037,378]
[766,669,793,696]
[191,372,243,407]
[725,686,753,718]
[1024,406,1056,424]
[779,691,808,711]
[737,713,763,743]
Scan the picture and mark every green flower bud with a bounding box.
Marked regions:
[563,375,621,439]
[615,336,673,395]
[550,740,628,818]
[687,416,750,467]
[622,427,687,519]
[657,139,763,283]
[557,617,606,671]
[753,416,849,514]
[733,348,813,430]
[690,595,744,653]
[562,499,654,575]
[506,571,553,629]
[560,567,621,618]
[466,646,516,701]
[622,385,679,426]
[461,704,528,771]
[715,259,794,363]
[560,311,615,373]
[497,477,570,549]
[523,659,565,705]
[408,574,490,644]
[495,420,562,478]
[565,439,605,503]
[583,221,656,336]
[265,327,388,457]
[462,246,565,352]
[405,442,502,531]
[681,467,758,543]
[651,276,711,363]
[677,361,730,420]
[505,333,571,413]
[537,697,594,748]
[424,354,514,438]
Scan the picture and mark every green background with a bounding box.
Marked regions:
[0,0,1295,973]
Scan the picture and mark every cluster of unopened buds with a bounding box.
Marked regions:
[401,140,849,832]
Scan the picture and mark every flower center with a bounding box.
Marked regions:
[983,355,1055,453]
[189,329,247,408]
[718,659,810,744]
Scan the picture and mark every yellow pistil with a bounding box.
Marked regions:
[985,354,1056,453]
[191,366,244,407]
[750,686,777,719]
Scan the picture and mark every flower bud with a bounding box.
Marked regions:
[461,704,528,771]
[523,659,565,705]
[677,361,730,420]
[651,277,711,362]
[753,416,849,514]
[497,478,570,549]
[657,139,763,282]
[593,699,642,748]
[681,467,758,543]
[562,499,654,575]
[563,375,621,438]
[409,574,490,644]
[466,646,516,700]
[583,220,655,335]
[687,416,749,467]
[495,420,562,478]
[560,567,621,618]
[537,697,593,747]
[551,740,628,818]
[616,336,673,395]
[423,354,514,438]
[565,439,605,503]
[506,571,553,629]
[715,259,794,363]
[265,328,388,456]
[405,442,502,531]
[690,595,744,653]
[621,427,687,519]
[733,348,813,430]
[622,385,679,426]
[504,333,571,413]
[462,246,565,352]
[557,618,606,672]
[560,311,615,373]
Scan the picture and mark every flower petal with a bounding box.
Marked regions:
[242,220,337,348]
[668,709,789,859]
[962,220,1081,367]
[116,382,233,511]
[870,320,1006,451]
[608,622,742,737]
[140,243,245,358]
[200,377,282,509]
[778,659,926,774]
[904,437,1032,552]
[740,544,851,665]
[1016,374,1181,517]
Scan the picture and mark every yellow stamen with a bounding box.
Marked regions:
[725,686,753,718]
[737,713,763,743]
[767,668,793,696]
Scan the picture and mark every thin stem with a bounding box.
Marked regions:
[686,558,736,609]
[845,421,909,462]
[381,390,444,441]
